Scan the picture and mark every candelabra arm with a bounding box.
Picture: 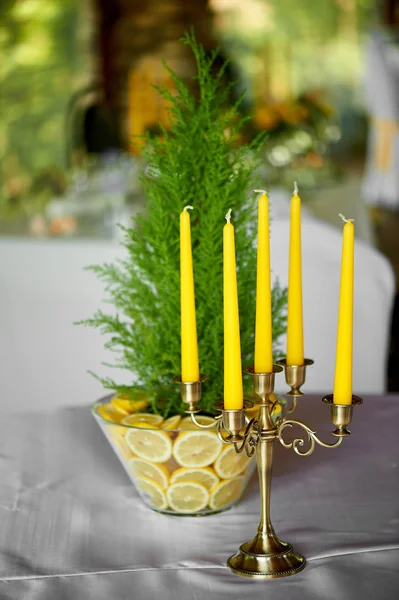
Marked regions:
[216,419,232,444]
[286,397,297,414]
[233,418,260,457]
[278,419,343,456]
[189,412,222,429]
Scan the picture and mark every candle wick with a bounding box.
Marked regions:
[339,213,355,224]
[254,189,268,195]
[293,181,299,195]
[225,208,232,223]
[184,205,194,211]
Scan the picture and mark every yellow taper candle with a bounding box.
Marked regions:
[254,190,273,373]
[180,205,199,383]
[224,209,244,410]
[333,215,355,405]
[287,182,304,366]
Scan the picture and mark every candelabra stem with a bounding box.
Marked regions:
[257,434,273,538]
[227,400,306,579]
[256,404,274,538]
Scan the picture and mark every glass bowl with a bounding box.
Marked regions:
[92,396,256,516]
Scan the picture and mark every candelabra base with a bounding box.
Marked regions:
[227,532,306,579]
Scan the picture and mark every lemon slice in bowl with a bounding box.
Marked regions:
[97,403,124,424]
[170,467,219,490]
[173,431,223,468]
[125,429,172,463]
[244,404,260,420]
[166,481,209,514]
[111,398,132,415]
[180,415,215,430]
[122,413,164,428]
[128,458,169,490]
[161,415,182,430]
[112,391,149,413]
[136,476,168,510]
[209,476,245,511]
[130,400,149,412]
[106,425,135,461]
[214,445,252,479]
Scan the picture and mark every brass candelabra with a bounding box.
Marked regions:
[175,360,362,579]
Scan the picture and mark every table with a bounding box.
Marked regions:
[0,396,398,599]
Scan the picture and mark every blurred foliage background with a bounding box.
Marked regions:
[0,0,91,221]
[0,0,377,230]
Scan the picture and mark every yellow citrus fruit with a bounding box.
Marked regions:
[128,458,169,490]
[180,415,216,430]
[170,467,219,490]
[105,424,135,461]
[130,400,149,412]
[111,398,149,415]
[166,481,209,513]
[113,391,149,412]
[214,445,252,479]
[209,476,244,511]
[173,431,223,468]
[245,404,260,419]
[124,422,160,430]
[111,398,133,415]
[135,476,168,510]
[161,415,182,430]
[121,413,164,428]
[125,429,172,463]
[97,403,123,424]
[245,394,283,419]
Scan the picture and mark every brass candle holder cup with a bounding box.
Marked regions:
[172,374,208,414]
[322,394,363,436]
[276,357,314,396]
[176,360,363,579]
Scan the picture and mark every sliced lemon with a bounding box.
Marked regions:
[111,397,133,415]
[166,481,209,514]
[105,424,135,461]
[170,466,219,490]
[214,445,252,479]
[135,476,168,510]
[245,404,260,419]
[173,431,223,468]
[209,476,244,511]
[113,391,149,412]
[97,403,123,424]
[245,394,283,419]
[130,400,150,412]
[121,413,164,428]
[125,428,172,463]
[125,422,160,430]
[128,458,169,489]
[180,415,216,430]
[161,415,182,430]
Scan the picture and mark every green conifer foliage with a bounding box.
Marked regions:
[80,32,287,416]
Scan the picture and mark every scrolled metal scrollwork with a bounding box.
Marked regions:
[190,412,222,429]
[233,418,261,457]
[217,418,232,445]
[278,419,343,456]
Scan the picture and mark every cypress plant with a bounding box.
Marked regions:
[79,32,287,416]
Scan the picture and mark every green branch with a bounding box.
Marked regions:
[79,32,287,416]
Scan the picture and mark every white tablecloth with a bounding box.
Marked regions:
[0,395,398,599]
